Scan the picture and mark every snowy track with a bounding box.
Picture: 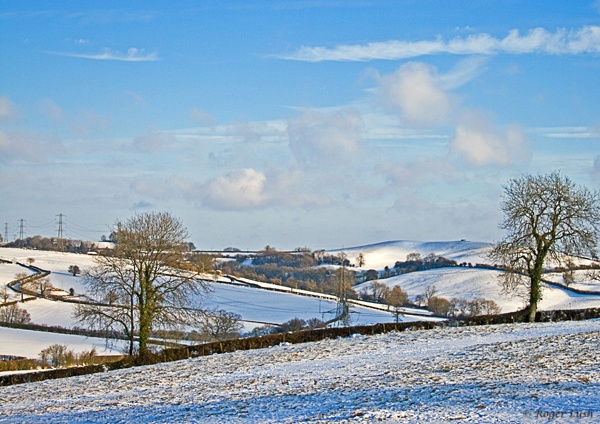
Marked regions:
[1,320,599,423]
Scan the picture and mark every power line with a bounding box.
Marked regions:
[64,218,106,233]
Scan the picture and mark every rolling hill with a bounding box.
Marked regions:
[1,240,600,359]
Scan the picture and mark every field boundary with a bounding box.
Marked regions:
[2,306,600,387]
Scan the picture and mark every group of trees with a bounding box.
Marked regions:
[361,253,459,283]
[38,344,97,368]
[249,317,327,337]
[425,295,501,317]
[2,236,103,254]
[0,303,31,324]
[216,249,359,298]
[361,281,501,318]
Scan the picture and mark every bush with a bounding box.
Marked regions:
[39,344,97,368]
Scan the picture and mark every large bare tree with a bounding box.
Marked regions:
[75,212,208,358]
[489,172,600,322]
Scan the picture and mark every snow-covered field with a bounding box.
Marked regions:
[1,320,599,423]
[2,242,600,361]
[0,326,124,360]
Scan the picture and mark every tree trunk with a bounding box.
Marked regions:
[527,300,538,323]
[138,309,152,358]
[528,262,544,322]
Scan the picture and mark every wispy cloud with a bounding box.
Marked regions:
[279,26,600,62]
[0,96,18,122]
[287,108,363,167]
[50,47,158,62]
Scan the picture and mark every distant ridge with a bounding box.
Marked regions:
[327,240,492,270]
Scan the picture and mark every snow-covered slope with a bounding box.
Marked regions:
[1,320,599,423]
[0,326,124,359]
[355,267,524,313]
[3,244,600,360]
[328,240,491,270]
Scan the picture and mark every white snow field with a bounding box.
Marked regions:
[2,243,600,360]
[0,326,124,359]
[0,320,599,423]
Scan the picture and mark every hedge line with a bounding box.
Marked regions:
[4,306,600,387]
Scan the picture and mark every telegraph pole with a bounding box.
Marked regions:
[3,223,7,243]
[335,252,350,327]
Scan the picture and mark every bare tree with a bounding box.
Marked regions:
[68,265,81,276]
[406,252,421,262]
[428,296,452,316]
[384,285,408,323]
[356,253,365,267]
[422,285,438,304]
[0,303,31,324]
[489,172,600,322]
[369,281,389,302]
[199,309,243,341]
[75,212,209,358]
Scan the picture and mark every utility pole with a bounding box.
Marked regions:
[3,223,7,243]
[335,252,350,327]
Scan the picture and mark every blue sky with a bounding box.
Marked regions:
[1,1,599,250]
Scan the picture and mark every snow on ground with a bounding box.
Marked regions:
[0,247,94,295]
[3,281,411,334]
[0,326,125,359]
[544,271,600,293]
[356,267,600,314]
[18,298,79,328]
[1,320,599,423]
[356,267,525,313]
[0,248,421,335]
[202,282,422,330]
[329,240,492,270]
[3,245,600,362]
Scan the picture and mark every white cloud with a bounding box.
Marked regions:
[0,97,18,122]
[232,120,265,143]
[38,98,64,122]
[379,157,456,188]
[280,26,600,62]
[132,129,176,154]
[593,156,600,180]
[189,108,214,127]
[51,47,158,62]
[202,168,268,210]
[287,108,363,167]
[449,111,530,166]
[377,62,453,126]
[0,129,63,163]
[68,111,112,136]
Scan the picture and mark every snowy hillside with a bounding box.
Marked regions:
[0,247,409,358]
[1,319,599,422]
[328,240,491,270]
[2,242,600,360]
